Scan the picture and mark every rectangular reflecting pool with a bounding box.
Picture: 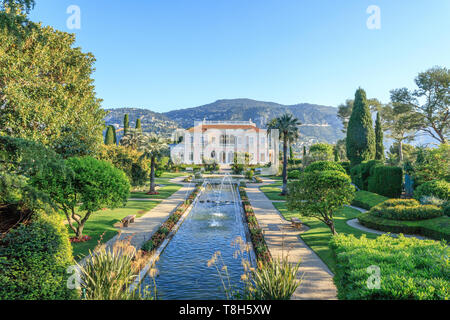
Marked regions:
[141,182,255,299]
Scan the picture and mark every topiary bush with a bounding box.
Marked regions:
[414,180,450,202]
[287,169,301,180]
[368,165,403,198]
[368,199,443,221]
[339,161,351,175]
[304,161,346,174]
[0,210,78,300]
[350,160,384,191]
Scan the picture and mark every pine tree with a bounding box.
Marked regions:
[346,88,376,165]
[375,112,385,160]
[104,125,116,145]
[124,114,129,135]
[135,118,142,133]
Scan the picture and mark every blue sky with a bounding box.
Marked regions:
[30,0,450,112]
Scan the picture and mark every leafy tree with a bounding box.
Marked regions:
[104,126,117,145]
[287,170,355,235]
[137,133,169,194]
[374,112,384,160]
[0,11,105,157]
[387,142,416,165]
[124,114,130,135]
[383,91,423,163]
[97,144,149,187]
[413,144,450,186]
[31,157,130,240]
[346,88,376,165]
[391,66,449,144]
[267,114,301,195]
[304,143,334,166]
[0,0,35,14]
[334,139,347,161]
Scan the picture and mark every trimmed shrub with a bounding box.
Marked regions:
[368,165,403,198]
[287,170,301,180]
[414,180,450,201]
[0,211,77,300]
[339,161,351,175]
[357,213,450,241]
[350,160,383,191]
[368,199,442,221]
[443,202,450,217]
[330,234,449,300]
[304,161,346,174]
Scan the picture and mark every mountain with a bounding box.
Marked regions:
[104,108,180,140]
[163,99,344,145]
[104,99,345,149]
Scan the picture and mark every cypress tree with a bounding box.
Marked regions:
[135,118,142,132]
[346,88,375,165]
[334,147,340,162]
[375,112,385,160]
[124,114,129,135]
[303,146,307,157]
[104,125,115,145]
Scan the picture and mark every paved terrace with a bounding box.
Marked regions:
[245,179,337,300]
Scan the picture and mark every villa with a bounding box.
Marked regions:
[170,119,279,169]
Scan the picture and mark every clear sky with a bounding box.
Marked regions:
[29,0,450,112]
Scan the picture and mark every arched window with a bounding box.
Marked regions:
[211,150,216,159]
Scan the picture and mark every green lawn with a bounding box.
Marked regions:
[67,200,160,260]
[130,172,184,199]
[259,181,286,201]
[351,190,389,210]
[273,202,378,272]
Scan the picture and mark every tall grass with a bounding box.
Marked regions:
[208,236,301,300]
[77,235,156,300]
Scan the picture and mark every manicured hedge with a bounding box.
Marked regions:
[287,170,301,180]
[350,160,383,191]
[0,211,77,300]
[358,213,450,241]
[304,161,346,174]
[369,199,443,221]
[368,166,403,198]
[351,190,389,210]
[339,161,351,175]
[414,180,450,202]
[330,234,449,300]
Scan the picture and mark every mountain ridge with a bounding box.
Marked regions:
[104,98,344,146]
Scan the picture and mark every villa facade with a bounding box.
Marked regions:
[170,120,279,170]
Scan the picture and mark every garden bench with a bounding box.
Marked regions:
[290,217,303,229]
[186,167,193,172]
[121,215,136,227]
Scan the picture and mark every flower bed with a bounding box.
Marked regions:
[239,186,271,263]
[70,235,92,243]
[141,185,200,253]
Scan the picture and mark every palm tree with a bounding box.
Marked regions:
[120,128,142,150]
[267,114,301,195]
[137,133,169,194]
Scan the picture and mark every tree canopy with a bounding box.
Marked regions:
[0,11,106,158]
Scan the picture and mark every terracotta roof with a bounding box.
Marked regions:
[187,124,262,133]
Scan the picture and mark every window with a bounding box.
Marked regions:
[211,150,216,158]
[260,153,265,162]
[189,152,194,161]
[261,137,265,145]
[190,136,194,144]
